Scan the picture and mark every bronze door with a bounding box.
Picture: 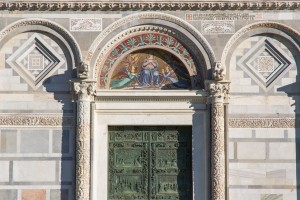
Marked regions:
[108,126,193,200]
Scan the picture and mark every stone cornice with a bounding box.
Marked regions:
[1,1,300,11]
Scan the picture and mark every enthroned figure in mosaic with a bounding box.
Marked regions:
[110,49,191,90]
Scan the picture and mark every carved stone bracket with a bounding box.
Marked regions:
[213,62,225,81]
[77,61,90,79]
[71,80,96,200]
[206,81,230,200]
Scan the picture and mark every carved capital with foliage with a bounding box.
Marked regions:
[71,80,96,102]
[206,81,230,104]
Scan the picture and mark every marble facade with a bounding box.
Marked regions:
[0,1,299,200]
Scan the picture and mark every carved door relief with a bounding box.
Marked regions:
[108,126,193,200]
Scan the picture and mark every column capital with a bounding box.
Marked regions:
[206,81,230,104]
[71,79,96,102]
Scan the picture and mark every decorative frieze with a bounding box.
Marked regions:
[186,13,259,21]
[70,18,102,32]
[201,20,235,34]
[1,2,300,11]
[0,115,73,126]
[229,118,296,128]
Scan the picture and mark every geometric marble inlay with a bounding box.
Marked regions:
[257,56,274,73]
[6,33,64,89]
[237,38,294,90]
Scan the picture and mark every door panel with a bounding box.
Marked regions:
[108,126,192,200]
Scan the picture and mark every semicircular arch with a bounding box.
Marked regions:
[87,12,216,84]
[221,21,300,80]
[0,18,82,68]
[95,25,206,89]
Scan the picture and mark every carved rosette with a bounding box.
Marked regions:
[72,80,96,200]
[207,81,230,200]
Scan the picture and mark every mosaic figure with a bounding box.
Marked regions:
[110,55,139,89]
[139,54,160,87]
[110,49,191,90]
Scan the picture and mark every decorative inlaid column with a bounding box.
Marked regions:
[72,80,96,200]
[207,81,229,200]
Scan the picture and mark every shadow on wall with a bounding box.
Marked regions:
[277,37,300,200]
[42,36,77,200]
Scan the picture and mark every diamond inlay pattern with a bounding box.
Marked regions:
[237,38,294,90]
[257,56,274,73]
[6,33,65,89]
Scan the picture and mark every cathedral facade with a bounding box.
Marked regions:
[0,1,299,200]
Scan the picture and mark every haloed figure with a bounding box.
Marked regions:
[139,54,160,86]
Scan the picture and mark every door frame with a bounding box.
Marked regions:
[90,90,209,200]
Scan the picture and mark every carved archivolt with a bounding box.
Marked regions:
[86,12,215,70]
[2,2,300,11]
[95,25,201,89]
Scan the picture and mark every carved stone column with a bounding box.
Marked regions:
[207,81,229,200]
[72,80,96,200]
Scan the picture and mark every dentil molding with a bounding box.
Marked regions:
[1,1,300,11]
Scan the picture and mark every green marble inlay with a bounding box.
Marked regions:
[108,126,193,200]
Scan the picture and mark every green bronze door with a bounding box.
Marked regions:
[108,126,193,200]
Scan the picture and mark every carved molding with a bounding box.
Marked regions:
[95,25,202,89]
[87,12,215,72]
[1,2,300,11]
[0,114,73,126]
[95,96,207,103]
[229,118,296,128]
